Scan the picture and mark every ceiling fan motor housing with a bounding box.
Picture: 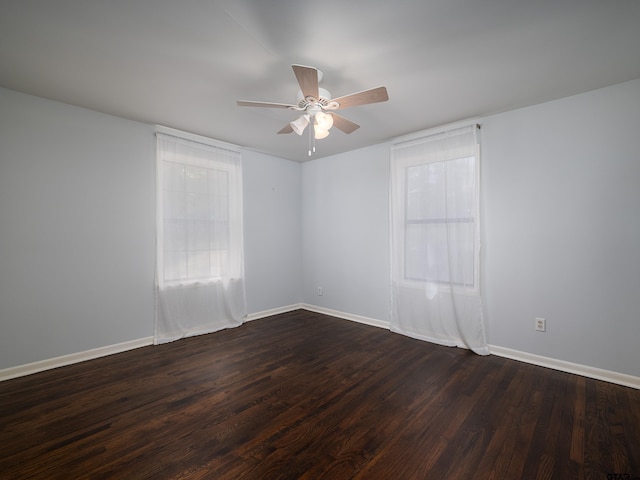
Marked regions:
[296,87,332,108]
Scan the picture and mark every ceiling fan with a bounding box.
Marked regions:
[237,64,388,154]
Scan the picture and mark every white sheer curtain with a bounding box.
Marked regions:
[390,125,488,355]
[155,132,246,344]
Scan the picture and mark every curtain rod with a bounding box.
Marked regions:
[392,122,481,149]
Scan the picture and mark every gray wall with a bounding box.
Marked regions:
[2,78,639,378]
[301,144,390,320]
[0,88,156,368]
[243,150,302,313]
[482,78,640,376]
[0,87,302,370]
[301,79,640,377]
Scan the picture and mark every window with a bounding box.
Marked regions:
[157,132,243,287]
[389,124,487,354]
[392,125,480,291]
[404,156,477,286]
[155,130,246,344]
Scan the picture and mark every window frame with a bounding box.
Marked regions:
[392,133,480,295]
[156,130,242,289]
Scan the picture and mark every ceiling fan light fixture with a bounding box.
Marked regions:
[290,114,310,135]
[314,126,330,139]
[315,111,334,131]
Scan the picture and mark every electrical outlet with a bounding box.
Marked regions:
[317,286,323,296]
[535,317,546,332]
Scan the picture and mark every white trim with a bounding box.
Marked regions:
[246,304,304,322]
[489,345,640,390]
[0,337,153,382]
[300,304,391,330]
[300,305,640,390]
[4,309,637,390]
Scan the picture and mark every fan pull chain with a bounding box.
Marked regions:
[308,123,315,156]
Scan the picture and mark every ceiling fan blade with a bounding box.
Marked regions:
[331,113,360,134]
[237,100,295,109]
[330,86,389,110]
[292,64,319,101]
[277,124,294,134]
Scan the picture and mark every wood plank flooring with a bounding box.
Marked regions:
[1,310,639,479]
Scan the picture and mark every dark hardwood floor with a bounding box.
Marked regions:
[1,310,639,479]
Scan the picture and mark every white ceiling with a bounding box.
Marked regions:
[1,0,639,161]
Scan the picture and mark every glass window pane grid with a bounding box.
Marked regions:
[162,158,232,284]
[403,155,477,287]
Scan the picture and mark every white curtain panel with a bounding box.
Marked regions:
[390,125,488,355]
[155,133,246,344]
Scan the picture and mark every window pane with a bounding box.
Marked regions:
[164,190,185,220]
[407,163,446,220]
[405,223,447,282]
[187,250,210,280]
[446,156,476,218]
[394,126,479,294]
[209,169,228,196]
[186,165,208,194]
[186,192,209,220]
[186,221,210,251]
[210,221,229,250]
[405,224,444,281]
[403,152,477,287]
[210,194,229,221]
[210,169,229,221]
[405,221,475,285]
[446,221,475,286]
[163,162,185,192]
[164,220,186,252]
[210,250,229,278]
[164,250,187,283]
[158,134,241,285]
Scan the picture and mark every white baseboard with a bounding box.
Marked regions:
[1,305,303,382]
[300,304,640,390]
[3,306,638,391]
[246,303,304,322]
[300,303,391,330]
[0,336,154,382]
[489,345,640,390]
